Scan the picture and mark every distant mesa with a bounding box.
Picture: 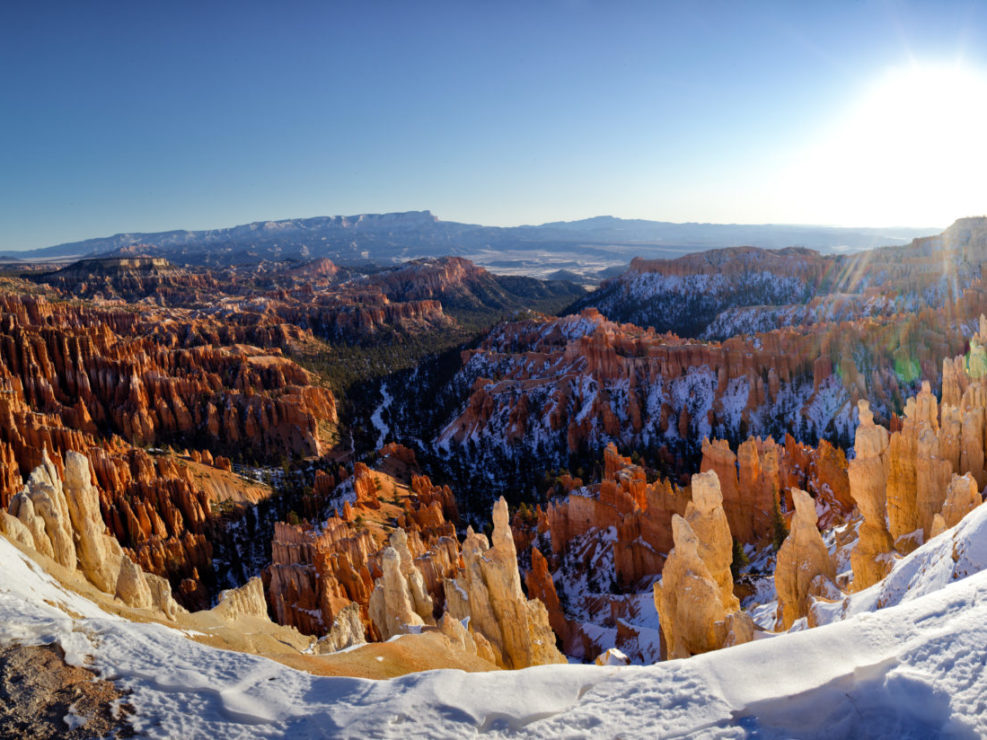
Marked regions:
[47,254,175,278]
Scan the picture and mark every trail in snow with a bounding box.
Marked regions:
[370,382,392,450]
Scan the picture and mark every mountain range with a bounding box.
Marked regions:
[1,211,940,281]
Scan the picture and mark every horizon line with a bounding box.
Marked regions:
[0,210,957,254]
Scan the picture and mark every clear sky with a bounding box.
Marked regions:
[2,0,987,250]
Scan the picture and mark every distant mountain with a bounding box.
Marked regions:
[2,211,940,279]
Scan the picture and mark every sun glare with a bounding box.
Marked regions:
[788,62,987,226]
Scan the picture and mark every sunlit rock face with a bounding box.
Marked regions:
[850,318,987,590]
[774,489,836,630]
[653,515,752,659]
[443,498,566,670]
[4,451,184,618]
[931,473,981,537]
[683,471,737,611]
[653,468,753,660]
[368,530,436,640]
[849,399,896,590]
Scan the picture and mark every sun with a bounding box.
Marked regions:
[787,62,987,226]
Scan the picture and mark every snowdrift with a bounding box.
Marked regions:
[2,503,987,738]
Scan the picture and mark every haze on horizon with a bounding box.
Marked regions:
[3,0,987,252]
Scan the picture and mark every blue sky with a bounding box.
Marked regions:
[2,0,986,250]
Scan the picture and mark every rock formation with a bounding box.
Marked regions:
[654,515,752,659]
[774,489,836,630]
[264,464,459,640]
[2,451,185,618]
[848,319,987,589]
[524,547,571,650]
[443,498,566,669]
[545,444,690,588]
[931,474,982,537]
[849,400,896,589]
[211,577,271,622]
[430,294,977,498]
[683,471,738,610]
[317,603,367,654]
[368,530,436,640]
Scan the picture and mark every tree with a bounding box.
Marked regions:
[772,499,789,551]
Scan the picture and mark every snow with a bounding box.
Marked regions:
[595,648,629,666]
[370,382,393,450]
[63,703,89,731]
[3,511,987,737]
[813,500,987,626]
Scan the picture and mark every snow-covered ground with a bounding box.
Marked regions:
[3,500,987,738]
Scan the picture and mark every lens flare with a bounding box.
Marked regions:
[787,62,987,226]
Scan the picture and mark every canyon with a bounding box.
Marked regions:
[1,216,987,735]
